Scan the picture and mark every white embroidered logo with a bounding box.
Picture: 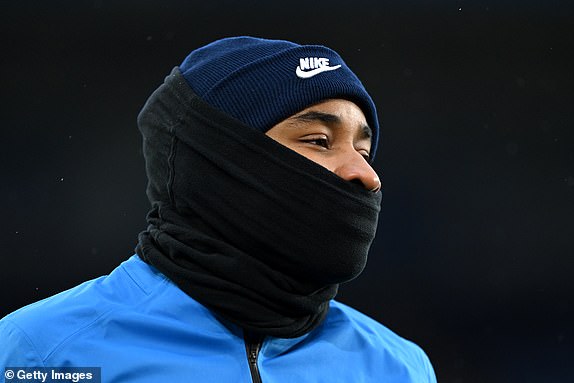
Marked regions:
[295,57,341,79]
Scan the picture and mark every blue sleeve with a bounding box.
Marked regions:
[0,319,45,371]
[421,348,437,383]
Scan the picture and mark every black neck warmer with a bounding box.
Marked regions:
[136,68,382,338]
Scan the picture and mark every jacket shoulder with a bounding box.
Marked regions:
[325,300,436,382]
[0,256,167,364]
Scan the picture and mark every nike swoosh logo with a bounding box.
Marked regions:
[295,64,342,79]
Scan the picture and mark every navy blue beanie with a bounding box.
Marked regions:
[179,36,380,156]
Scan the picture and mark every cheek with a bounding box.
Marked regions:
[291,148,334,172]
[265,131,335,172]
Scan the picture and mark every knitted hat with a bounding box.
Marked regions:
[179,36,380,156]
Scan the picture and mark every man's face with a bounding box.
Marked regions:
[266,99,381,192]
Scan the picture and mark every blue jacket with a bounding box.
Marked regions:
[0,255,436,382]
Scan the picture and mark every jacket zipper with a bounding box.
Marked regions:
[244,332,263,383]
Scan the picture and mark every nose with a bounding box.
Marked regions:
[332,151,381,192]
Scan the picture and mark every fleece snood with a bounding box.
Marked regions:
[135,68,382,338]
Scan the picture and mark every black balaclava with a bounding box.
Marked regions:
[136,37,382,339]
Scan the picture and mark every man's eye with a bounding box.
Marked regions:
[361,153,371,161]
[303,138,329,148]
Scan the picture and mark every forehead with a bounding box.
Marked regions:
[289,99,372,139]
[301,99,366,118]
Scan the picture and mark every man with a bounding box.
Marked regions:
[0,36,436,382]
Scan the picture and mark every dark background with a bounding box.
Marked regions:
[1,1,573,382]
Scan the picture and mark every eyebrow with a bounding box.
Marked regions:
[290,111,372,140]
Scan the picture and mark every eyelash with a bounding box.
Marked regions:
[302,138,371,161]
[303,138,330,149]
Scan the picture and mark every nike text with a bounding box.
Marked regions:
[296,57,341,78]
